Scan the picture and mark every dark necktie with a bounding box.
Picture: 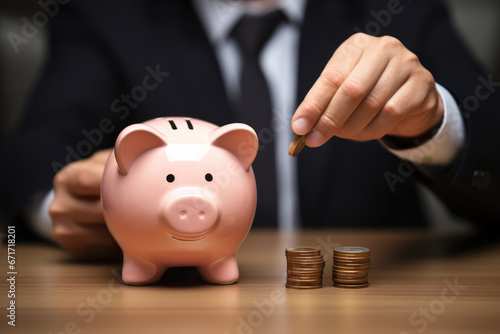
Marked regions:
[230,10,286,227]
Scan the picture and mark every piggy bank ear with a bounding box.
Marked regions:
[115,124,167,175]
[209,123,258,171]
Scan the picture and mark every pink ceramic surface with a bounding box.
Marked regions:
[101,117,258,285]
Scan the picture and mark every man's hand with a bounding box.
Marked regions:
[291,33,444,147]
[49,148,121,260]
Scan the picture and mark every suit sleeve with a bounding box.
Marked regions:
[0,2,125,235]
[400,1,500,226]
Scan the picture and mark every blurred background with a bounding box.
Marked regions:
[0,0,499,229]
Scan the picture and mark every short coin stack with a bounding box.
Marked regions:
[332,246,370,288]
[286,247,325,289]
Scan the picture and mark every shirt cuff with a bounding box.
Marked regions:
[380,83,465,166]
[27,189,58,243]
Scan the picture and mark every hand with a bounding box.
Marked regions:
[291,33,444,147]
[49,149,121,260]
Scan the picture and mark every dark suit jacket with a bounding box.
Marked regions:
[1,0,499,233]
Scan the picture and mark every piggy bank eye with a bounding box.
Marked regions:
[166,174,175,183]
[205,173,213,182]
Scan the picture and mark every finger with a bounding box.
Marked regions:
[388,85,442,138]
[49,194,104,224]
[291,36,367,135]
[55,161,103,197]
[357,78,424,140]
[53,220,114,245]
[336,56,411,139]
[53,220,120,260]
[305,47,391,147]
[385,67,442,138]
[92,148,113,162]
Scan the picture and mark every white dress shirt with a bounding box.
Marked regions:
[30,0,466,239]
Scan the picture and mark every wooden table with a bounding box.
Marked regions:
[2,229,500,334]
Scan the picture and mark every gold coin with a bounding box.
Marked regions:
[334,263,369,267]
[333,275,368,280]
[288,272,323,275]
[333,272,369,278]
[334,253,370,257]
[333,265,370,270]
[286,283,323,289]
[287,255,324,260]
[333,273,369,278]
[333,277,368,284]
[334,264,370,269]
[334,255,370,259]
[288,271,324,276]
[333,270,369,275]
[333,259,370,264]
[288,261,323,264]
[334,259,370,263]
[288,134,306,157]
[286,281,323,285]
[287,275,323,279]
[288,258,325,263]
[286,246,320,253]
[288,260,325,265]
[334,282,369,289]
[289,275,324,279]
[333,269,369,274]
[334,259,370,264]
[288,267,324,272]
[335,257,369,262]
[287,252,322,255]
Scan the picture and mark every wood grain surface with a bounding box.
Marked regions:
[2,229,500,334]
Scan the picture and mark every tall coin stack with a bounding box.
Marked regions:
[332,246,370,288]
[285,247,325,289]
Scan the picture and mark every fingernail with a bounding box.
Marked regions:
[307,131,323,147]
[292,118,309,135]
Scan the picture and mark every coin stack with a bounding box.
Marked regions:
[332,246,370,288]
[285,247,325,289]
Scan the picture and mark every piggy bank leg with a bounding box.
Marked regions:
[198,256,239,284]
[121,256,166,285]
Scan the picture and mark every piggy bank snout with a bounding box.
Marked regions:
[163,193,219,237]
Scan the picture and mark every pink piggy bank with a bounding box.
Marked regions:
[101,117,258,285]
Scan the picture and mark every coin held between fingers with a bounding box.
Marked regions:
[288,134,306,157]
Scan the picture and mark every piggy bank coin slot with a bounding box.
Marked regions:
[169,120,178,130]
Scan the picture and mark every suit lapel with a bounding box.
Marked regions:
[143,0,234,126]
[296,0,362,225]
